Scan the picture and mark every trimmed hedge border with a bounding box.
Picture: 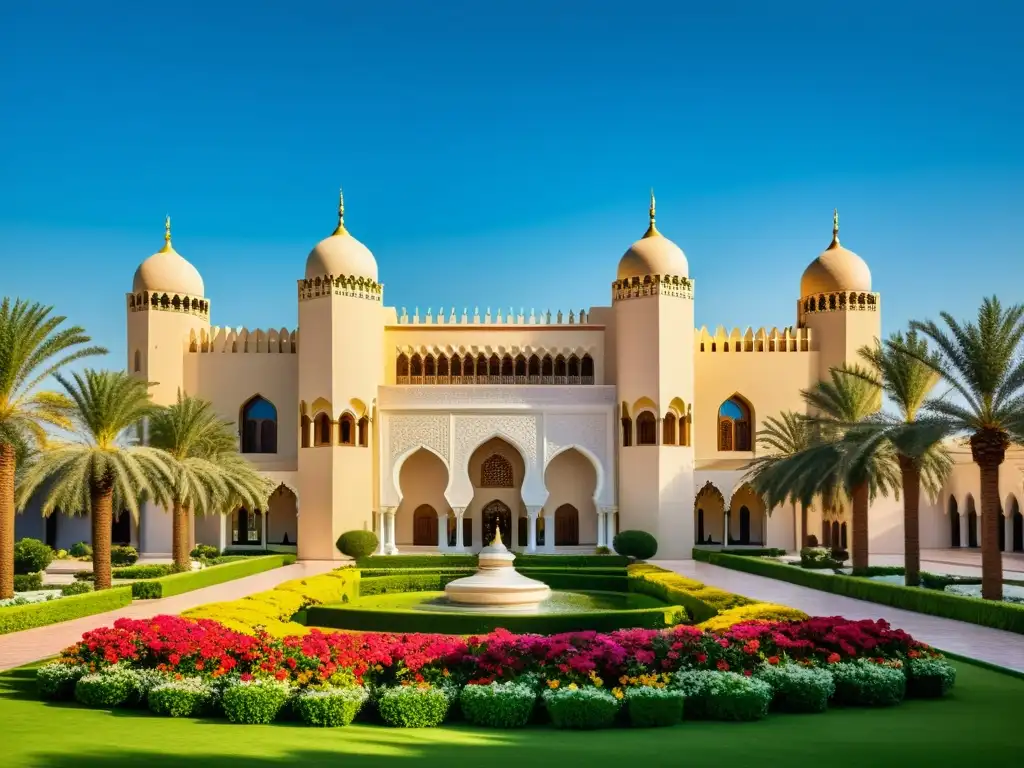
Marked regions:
[355,554,630,569]
[0,587,132,635]
[131,555,296,599]
[694,550,1024,635]
[358,569,629,596]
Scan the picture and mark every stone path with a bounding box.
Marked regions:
[656,559,1024,673]
[0,560,338,672]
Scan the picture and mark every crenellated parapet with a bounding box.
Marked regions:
[298,274,383,303]
[392,307,593,325]
[127,291,209,318]
[394,345,597,385]
[799,290,879,316]
[611,274,693,303]
[187,326,299,354]
[696,325,812,353]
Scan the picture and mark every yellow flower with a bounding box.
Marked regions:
[591,676,603,688]
[547,680,560,689]
[619,675,629,685]
[567,683,578,690]
[612,688,624,700]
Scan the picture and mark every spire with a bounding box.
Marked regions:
[332,187,347,236]
[829,208,840,248]
[159,215,173,253]
[643,187,660,238]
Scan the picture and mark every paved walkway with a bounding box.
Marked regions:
[0,560,338,672]
[656,560,1024,673]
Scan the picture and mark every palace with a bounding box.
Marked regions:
[17,191,1024,558]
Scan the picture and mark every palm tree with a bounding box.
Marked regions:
[747,411,815,548]
[15,370,172,589]
[0,298,105,598]
[855,331,953,586]
[147,393,271,570]
[902,296,1024,600]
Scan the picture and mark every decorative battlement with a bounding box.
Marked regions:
[800,291,879,315]
[187,326,298,354]
[298,274,383,303]
[612,274,693,302]
[696,326,812,353]
[127,291,209,318]
[392,307,593,325]
[394,346,597,385]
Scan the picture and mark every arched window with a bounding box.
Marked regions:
[396,354,410,379]
[451,354,463,377]
[567,355,580,377]
[437,355,449,377]
[581,354,595,382]
[241,396,278,454]
[514,355,527,377]
[488,354,501,377]
[717,397,752,451]
[501,355,514,377]
[133,350,141,372]
[424,355,436,377]
[636,412,657,445]
[664,413,677,445]
[300,415,311,448]
[410,354,423,376]
[554,355,567,377]
[528,355,540,377]
[480,454,514,487]
[948,496,960,547]
[313,412,332,447]
[339,413,356,446]
[357,416,369,447]
[542,355,553,377]
[621,415,633,447]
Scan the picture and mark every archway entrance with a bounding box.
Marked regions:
[554,504,580,546]
[413,504,437,546]
[729,484,766,546]
[482,500,512,546]
[396,448,452,549]
[949,497,960,547]
[694,482,725,545]
[543,448,598,547]
[267,485,297,546]
[966,496,978,548]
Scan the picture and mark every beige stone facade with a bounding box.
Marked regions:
[109,196,1024,560]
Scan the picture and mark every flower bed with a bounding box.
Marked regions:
[38,612,956,728]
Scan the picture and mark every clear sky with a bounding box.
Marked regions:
[1,1,1021,369]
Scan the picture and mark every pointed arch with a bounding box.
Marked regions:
[581,354,595,382]
[718,394,753,451]
[358,415,369,447]
[514,354,527,378]
[339,412,356,446]
[410,353,423,377]
[663,412,677,445]
[636,411,657,446]
[313,412,332,447]
[241,395,278,454]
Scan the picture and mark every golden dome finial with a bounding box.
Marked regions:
[332,187,347,236]
[159,215,173,253]
[491,527,503,547]
[643,187,660,238]
[830,208,840,248]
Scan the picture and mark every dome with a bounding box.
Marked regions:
[132,217,205,296]
[800,210,872,297]
[616,191,688,280]
[304,190,378,282]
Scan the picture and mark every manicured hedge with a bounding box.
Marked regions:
[0,587,132,635]
[698,552,1024,635]
[715,547,787,558]
[355,554,630,569]
[131,555,295,599]
[359,568,629,595]
[515,554,630,568]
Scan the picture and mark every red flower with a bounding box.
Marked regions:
[716,659,730,671]
[767,656,780,665]
[827,653,841,664]
[696,653,707,663]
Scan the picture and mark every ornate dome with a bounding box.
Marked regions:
[132,217,205,296]
[800,210,872,297]
[616,191,688,280]
[304,189,379,282]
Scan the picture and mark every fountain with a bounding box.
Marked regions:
[443,529,552,611]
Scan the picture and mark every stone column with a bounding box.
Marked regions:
[960,511,969,548]
[1004,512,1013,553]
[526,506,541,553]
[383,507,399,555]
[437,512,448,552]
[605,506,618,548]
[723,511,729,547]
[596,509,607,548]
[374,509,386,555]
[452,507,467,552]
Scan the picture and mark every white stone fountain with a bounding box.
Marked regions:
[444,529,551,611]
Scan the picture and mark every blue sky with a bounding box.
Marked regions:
[1,1,1021,368]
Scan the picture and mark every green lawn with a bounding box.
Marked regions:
[3,661,1021,767]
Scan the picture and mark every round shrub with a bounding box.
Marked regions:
[625,686,685,728]
[830,660,906,707]
[13,572,43,592]
[543,686,620,730]
[336,530,378,560]
[190,544,219,560]
[221,679,292,724]
[110,545,139,567]
[613,530,658,560]
[148,679,213,718]
[61,581,93,596]
[75,672,133,708]
[673,670,771,721]
[757,663,835,713]
[460,681,536,728]
[294,687,369,727]
[14,538,54,575]
[378,685,450,728]
[70,541,92,558]
[906,657,956,698]
[37,662,88,701]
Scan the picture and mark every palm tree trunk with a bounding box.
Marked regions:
[172,499,190,572]
[0,442,15,599]
[90,473,114,590]
[898,454,922,587]
[971,429,1007,601]
[851,481,870,573]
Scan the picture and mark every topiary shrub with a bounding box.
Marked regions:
[13,573,43,592]
[37,662,88,700]
[69,541,92,558]
[190,544,219,560]
[75,672,134,708]
[295,687,369,727]
[14,538,54,575]
[460,681,536,728]
[830,660,906,707]
[221,679,292,724]
[757,663,834,713]
[110,545,139,567]
[543,686,620,730]
[672,670,771,721]
[336,530,378,560]
[61,581,93,596]
[613,530,658,560]
[148,678,213,717]
[625,686,685,728]
[377,685,450,728]
[906,657,956,698]
[800,547,839,569]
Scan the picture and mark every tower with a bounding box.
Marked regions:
[612,191,696,558]
[797,210,880,381]
[296,189,384,560]
[127,216,210,555]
